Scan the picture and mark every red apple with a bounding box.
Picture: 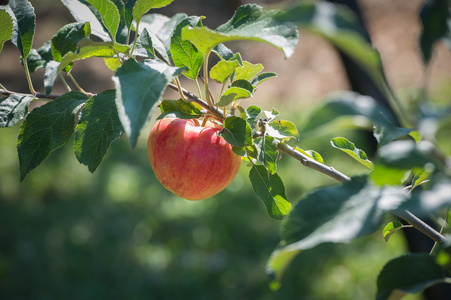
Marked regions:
[147,117,242,200]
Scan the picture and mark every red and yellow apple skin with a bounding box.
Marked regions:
[147,117,242,200]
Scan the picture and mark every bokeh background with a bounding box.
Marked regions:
[1,0,451,299]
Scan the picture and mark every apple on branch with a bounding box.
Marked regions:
[147,118,242,200]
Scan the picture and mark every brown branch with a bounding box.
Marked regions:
[1,88,60,100]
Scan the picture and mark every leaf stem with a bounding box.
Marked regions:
[67,73,93,97]
[59,74,72,92]
[203,49,214,107]
[130,19,141,56]
[23,58,37,96]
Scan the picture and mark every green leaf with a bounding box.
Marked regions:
[112,59,184,148]
[221,116,252,147]
[245,105,261,131]
[9,0,35,58]
[182,4,298,58]
[57,39,129,74]
[110,0,128,44]
[249,164,291,220]
[419,0,451,63]
[216,80,255,107]
[44,60,59,96]
[170,16,204,80]
[398,176,451,217]
[251,72,277,86]
[376,254,450,300]
[157,99,202,120]
[266,120,299,142]
[17,91,88,180]
[382,221,408,242]
[276,1,386,91]
[132,0,174,23]
[235,61,264,81]
[377,140,441,170]
[209,53,243,83]
[133,28,155,57]
[254,135,278,174]
[410,169,431,191]
[138,13,187,63]
[297,148,324,164]
[51,22,91,62]
[331,137,374,169]
[24,41,52,73]
[84,0,120,42]
[74,90,123,172]
[370,164,407,186]
[302,91,397,134]
[267,176,408,287]
[373,123,414,146]
[0,94,34,127]
[0,8,13,53]
[61,0,110,41]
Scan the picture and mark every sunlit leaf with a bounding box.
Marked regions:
[84,0,120,42]
[74,90,123,172]
[254,135,278,174]
[132,0,174,23]
[235,61,263,81]
[112,59,184,147]
[249,164,291,220]
[182,4,298,58]
[57,39,129,74]
[221,116,252,147]
[376,254,451,300]
[210,53,243,83]
[216,80,255,106]
[331,137,374,169]
[17,91,88,180]
[382,221,409,242]
[170,16,203,80]
[296,148,324,164]
[0,8,13,53]
[157,99,202,120]
[9,0,35,58]
[266,120,299,142]
[251,72,277,86]
[51,22,91,62]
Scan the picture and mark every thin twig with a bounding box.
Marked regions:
[277,142,351,183]
[0,88,59,100]
[391,210,447,244]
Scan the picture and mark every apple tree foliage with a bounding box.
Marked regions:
[1,0,451,298]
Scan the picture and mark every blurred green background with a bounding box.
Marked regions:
[2,0,451,299]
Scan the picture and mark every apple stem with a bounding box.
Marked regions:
[201,115,210,127]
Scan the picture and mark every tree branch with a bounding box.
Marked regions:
[391,210,447,244]
[3,84,447,245]
[1,88,60,100]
